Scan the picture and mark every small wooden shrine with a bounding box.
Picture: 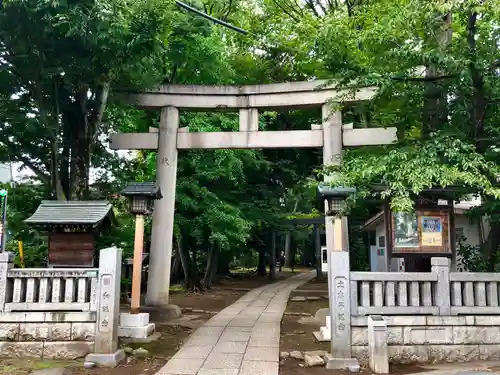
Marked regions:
[25,201,115,267]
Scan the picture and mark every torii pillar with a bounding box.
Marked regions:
[322,103,358,369]
[148,107,179,306]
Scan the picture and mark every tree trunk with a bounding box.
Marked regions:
[290,236,296,272]
[285,200,299,267]
[269,231,276,280]
[177,234,202,291]
[480,212,500,272]
[170,248,182,282]
[211,245,219,283]
[69,89,91,200]
[314,224,324,279]
[466,11,488,144]
[204,244,218,289]
[284,232,292,267]
[257,245,266,276]
[60,122,71,200]
[192,247,198,269]
[423,13,452,135]
[217,250,230,275]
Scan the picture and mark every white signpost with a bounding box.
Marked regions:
[0,189,8,252]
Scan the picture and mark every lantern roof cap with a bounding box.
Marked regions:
[120,182,162,199]
[25,200,114,227]
[317,184,356,198]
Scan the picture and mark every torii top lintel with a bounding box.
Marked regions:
[122,80,377,110]
[110,80,397,151]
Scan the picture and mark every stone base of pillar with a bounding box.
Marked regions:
[121,332,162,344]
[85,349,126,368]
[325,354,360,372]
[313,315,331,342]
[118,312,156,339]
[313,330,329,342]
[140,304,182,321]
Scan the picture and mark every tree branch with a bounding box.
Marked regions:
[489,59,500,70]
[305,0,321,17]
[271,0,301,22]
[90,81,110,142]
[392,74,455,82]
[467,11,487,140]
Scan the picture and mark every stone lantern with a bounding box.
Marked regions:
[318,185,356,215]
[121,182,161,216]
[120,182,162,314]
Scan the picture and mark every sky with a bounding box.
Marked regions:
[1,139,134,185]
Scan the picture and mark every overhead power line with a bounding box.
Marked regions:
[175,1,249,35]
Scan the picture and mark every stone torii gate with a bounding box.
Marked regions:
[111,80,396,302]
[110,81,396,365]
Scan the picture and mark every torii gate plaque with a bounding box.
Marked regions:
[110,80,396,367]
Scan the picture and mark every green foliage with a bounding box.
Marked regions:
[456,234,488,272]
[1,182,50,267]
[10,0,499,278]
[317,0,500,212]
[332,133,500,212]
[0,0,174,198]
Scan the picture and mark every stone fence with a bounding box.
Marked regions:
[350,257,500,316]
[323,254,500,366]
[2,267,99,312]
[0,247,122,362]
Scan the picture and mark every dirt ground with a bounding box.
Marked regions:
[286,277,329,316]
[0,269,310,375]
[170,271,304,312]
[279,313,428,375]
[293,277,329,292]
[280,277,430,375]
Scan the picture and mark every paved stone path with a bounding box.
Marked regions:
[157,271,315,375]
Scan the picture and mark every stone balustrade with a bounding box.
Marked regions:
[450,272,500,314]
[350,272,439,316]
[319,254,500,365]
[349,257,500,317]
[3,268,99,312]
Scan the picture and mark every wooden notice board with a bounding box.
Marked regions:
[391,209,450,254]
[48,232,94,267]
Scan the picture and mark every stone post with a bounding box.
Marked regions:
[368,315,389,374]
[147,106,179,307]
[431,257,451,316]
[85,247,125,367]
[325,251,359,370]
[322,103,342,170]
[314,224,323,279]
[239,108,259,131]
[0,252,14,311]
[322,104,358,370]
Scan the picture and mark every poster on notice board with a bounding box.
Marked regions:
[421,216,442,247]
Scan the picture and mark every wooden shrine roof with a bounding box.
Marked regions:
[25,201,114,227]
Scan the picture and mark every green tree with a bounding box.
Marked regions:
[0,0,172,199]
[316,0,500,268]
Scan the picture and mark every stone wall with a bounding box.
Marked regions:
[351,315,500,364]
[0,311,95,359]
